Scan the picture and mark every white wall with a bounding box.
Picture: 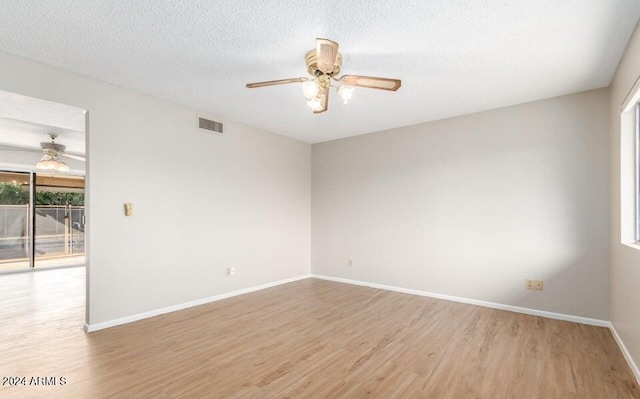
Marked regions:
[312,89,610,320]
[0,51,311,325]
[610,23,640,372]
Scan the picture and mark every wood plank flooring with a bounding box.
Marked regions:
[0,267,638,398]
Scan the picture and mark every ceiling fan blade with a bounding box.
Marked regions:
[246,77,306,88]
[314,87,329,114]
[341,75,402,91]
[61,153,86,162]
[0,146,39,153]
[316,38,339,74]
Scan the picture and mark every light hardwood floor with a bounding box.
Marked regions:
[1,267,638,398]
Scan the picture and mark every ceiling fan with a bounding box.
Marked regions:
[246,38,402,113]
[0,133,85,172]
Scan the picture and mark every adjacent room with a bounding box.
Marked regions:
[1,1,640,398]
[0,91,86,272]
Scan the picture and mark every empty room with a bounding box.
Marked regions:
[1,1,640,398]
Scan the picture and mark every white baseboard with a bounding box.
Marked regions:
[310,274,610,327]
[84,274,311,332]
[609,324,640,386]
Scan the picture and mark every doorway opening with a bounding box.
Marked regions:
[0,90,87,273]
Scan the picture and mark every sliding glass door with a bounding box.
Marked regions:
[0,170,85,272]
[0,171,32,272]
[34,174,85,268]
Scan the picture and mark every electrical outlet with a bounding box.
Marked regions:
[348,259,353,266]
[526,279,543,291]
[225,266,236,276]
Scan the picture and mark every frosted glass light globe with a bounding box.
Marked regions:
[302,79,320,99]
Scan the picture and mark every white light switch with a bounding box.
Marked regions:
[124,203,133,216]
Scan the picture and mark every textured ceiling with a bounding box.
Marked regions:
[0,1,639,143]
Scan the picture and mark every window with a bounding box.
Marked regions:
[637,103,640,242]
[621,77,640,246]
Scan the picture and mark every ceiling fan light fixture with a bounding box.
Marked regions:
[36,149,69,172]
[337,84,354,104]
[301,79,320,99]
[36,154,58,170]
[54,159,70,172]
[306,95,325,112]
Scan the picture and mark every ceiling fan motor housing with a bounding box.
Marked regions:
[40,141,66,153]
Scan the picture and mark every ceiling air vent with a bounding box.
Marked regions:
[198,117,223,134]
